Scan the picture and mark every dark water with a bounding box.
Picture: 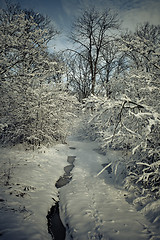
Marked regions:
[47,153,76,240]
[55,158,75,188]
[47,202,66,240]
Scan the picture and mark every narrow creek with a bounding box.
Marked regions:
[47,149,76,240]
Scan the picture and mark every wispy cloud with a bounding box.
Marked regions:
[61,0,160,31]
[81,0,160,30]
[118,0,160,30]
[61,0,81,18]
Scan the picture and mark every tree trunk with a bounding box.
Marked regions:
[91,75,96,95]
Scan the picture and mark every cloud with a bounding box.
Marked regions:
[48,34,72,52]
[61,0,160,32]
[61,0,81,17]
[119,0,160,30]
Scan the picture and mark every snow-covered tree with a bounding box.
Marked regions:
[120,22,160,73]
[0,2,79,147]
[24,83,80,147]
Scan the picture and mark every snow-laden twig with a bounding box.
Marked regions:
[96,162,112,177]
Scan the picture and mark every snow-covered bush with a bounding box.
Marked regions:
[77,23,160,208]
[0,80,79,147]
[78,82,159,216]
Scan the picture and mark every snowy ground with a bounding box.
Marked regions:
[0,143,71,240]
[60,138,160,240]
[0,138,160,240]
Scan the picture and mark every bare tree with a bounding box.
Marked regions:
[65,52,92,101]
[70,7,120,95]
[98,40,121,96]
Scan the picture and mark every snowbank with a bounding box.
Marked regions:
[0,143,71,240]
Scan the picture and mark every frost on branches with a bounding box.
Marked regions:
[0,3,79,147]
[76,23,160,225]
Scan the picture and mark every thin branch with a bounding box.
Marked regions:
[111,100,127,144]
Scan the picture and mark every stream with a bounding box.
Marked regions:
[47,151,76,240]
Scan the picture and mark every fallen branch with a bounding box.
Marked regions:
[96,162,112,177]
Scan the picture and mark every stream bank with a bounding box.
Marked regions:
[47,154,76,240]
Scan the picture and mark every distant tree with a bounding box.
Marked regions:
[46,53,65,84]
[97,39,123,96]
[65,52,92,101]
[69,7,120,95]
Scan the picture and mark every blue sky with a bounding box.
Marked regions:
[0,0,160,50]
